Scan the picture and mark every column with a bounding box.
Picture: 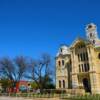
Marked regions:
[87,47,100,94]
[71,49,79,89]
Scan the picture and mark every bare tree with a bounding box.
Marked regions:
[0,56,28,91]
[0,57,15,81]
[28,53,54,93]
[0,54,55,92]
[14,56,28,81]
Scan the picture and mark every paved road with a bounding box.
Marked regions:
[0,97,60,100]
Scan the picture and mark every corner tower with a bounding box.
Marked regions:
[56,45,72,89]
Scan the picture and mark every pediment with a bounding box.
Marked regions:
[70,37,90,48]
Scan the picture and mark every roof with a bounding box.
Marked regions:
[56,44,70,57]
[70,37,91,48]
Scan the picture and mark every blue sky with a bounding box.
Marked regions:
[0,0,100,58]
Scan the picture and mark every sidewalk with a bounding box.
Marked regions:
[0,96,60,100]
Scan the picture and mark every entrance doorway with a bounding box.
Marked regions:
[83,78,91,92]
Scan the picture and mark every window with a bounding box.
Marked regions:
[86,52,88,60]
[60,48,63,53]
[63,80,65,88]
[84,63,90,72]
[93,40,95,44]
[90,33,92,38]
[84,63,87,72]
[83,53,85,61]
[80,53,83,61]
[59,80,61,88]
[87,63,90,71]
[78,54,80,62]
[62,60,65,66]
[78,52,88,61]
[98,53,100,59]
[78,44,85,49]
[58,61,61,66]
[79,64,81,72]
[81,64,84,72]
[88,25,92,28]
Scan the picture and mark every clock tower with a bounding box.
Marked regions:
[86,23,99,46]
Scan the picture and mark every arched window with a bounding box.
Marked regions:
[58,61,61,66]
[60,48,63,53]
[59,80,61,88]
[98,53,100,59]
[90,33,92,38]
[62,60,65,66]
[88,25,92,28]
[63,80,65,88]
[93,40,95,44]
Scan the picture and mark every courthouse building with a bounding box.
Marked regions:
[56,23,100,94]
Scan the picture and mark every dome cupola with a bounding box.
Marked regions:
[56,45,70,57]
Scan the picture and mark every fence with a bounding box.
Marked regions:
[0,89,100,100]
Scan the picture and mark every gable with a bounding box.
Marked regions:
[70,37,91,49]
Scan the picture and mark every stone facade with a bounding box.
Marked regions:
[56,23,100,94]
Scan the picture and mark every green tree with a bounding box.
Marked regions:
[0,78,12,92]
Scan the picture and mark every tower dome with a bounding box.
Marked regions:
[56,45,70,57]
